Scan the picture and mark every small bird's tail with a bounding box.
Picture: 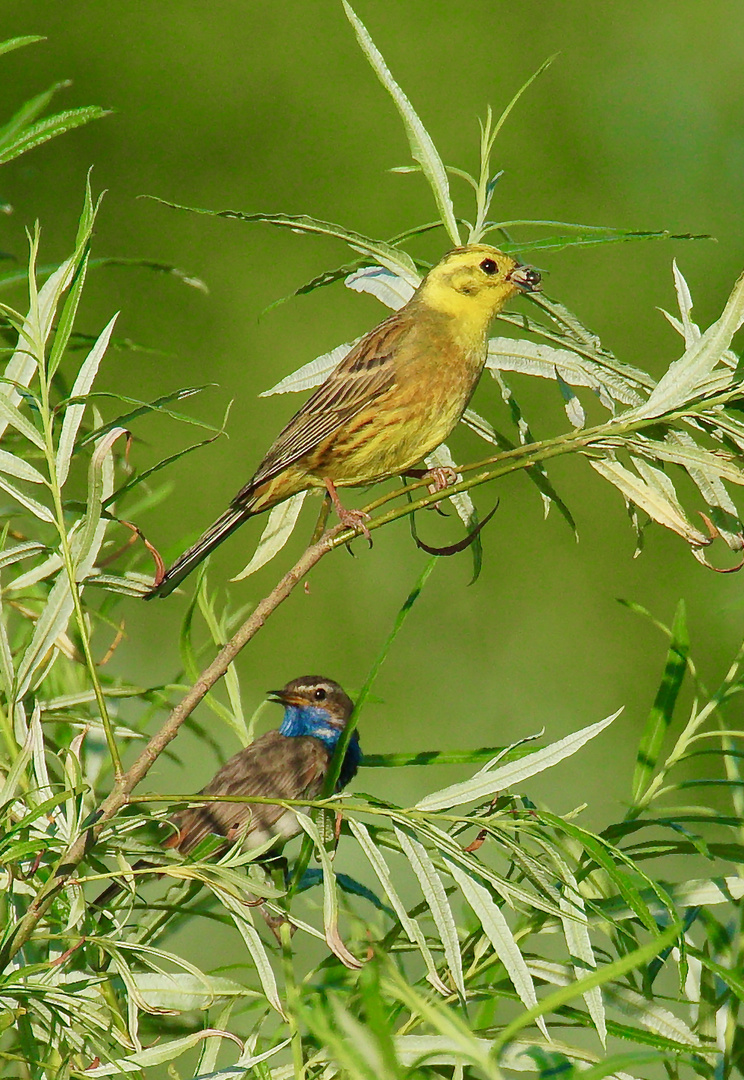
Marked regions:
[145,502,255,599]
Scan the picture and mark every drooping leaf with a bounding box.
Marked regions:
[231,491,307,581]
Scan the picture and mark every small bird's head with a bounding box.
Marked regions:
[270,675,355,743]
[418,244,541,328]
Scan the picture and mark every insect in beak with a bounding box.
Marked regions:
[507,264,542,292]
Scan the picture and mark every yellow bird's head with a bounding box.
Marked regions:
[417,244,541,328]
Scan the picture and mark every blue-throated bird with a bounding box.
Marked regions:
[95,676,360,908]
[165,675,360,854]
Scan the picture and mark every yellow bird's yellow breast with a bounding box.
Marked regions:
[307,311,487,486]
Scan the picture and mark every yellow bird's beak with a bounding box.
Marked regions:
[507,264,542,292]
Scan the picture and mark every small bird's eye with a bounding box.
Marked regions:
[314,687,327,701]
[480,258,498,275]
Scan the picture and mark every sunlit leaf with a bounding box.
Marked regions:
[417,708,622,811]
[395,826,465,998]
[636,267,744,418]
[231,492,307,581]
[56,312,118,487]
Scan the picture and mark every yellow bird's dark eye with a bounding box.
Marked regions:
[480,258,498,275]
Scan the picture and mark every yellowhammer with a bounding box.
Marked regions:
[146,244,540,598]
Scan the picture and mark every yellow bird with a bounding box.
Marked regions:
[146,245,540,598]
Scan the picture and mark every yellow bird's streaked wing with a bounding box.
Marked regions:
[236,311,407,500]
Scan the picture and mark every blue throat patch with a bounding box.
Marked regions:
[279,704,362,790]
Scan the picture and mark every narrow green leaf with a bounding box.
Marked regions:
[395,826,465,999]
[589,457,708,547]
[636,266,744,419]
[349,819,449,995]
[15,573,74,699]
[0,106,110,166]
[554,859,606,1046]
[231,491,306,581]
[0,81,68,153]
[492,921,683,1053]
[295,813,362,969]
[0,449,45,484]
[342,2,459,246]
[260,341,353,397]
[73,425,122,580]
[147,197,418,279]
[0,393,45,449]
[56,312,119,487]
[632,600,688,803]
[446,858,549,1038]
[0,36,45,59]
[361,743,539,768]
[417,707,622,812]
[0,473,54,523]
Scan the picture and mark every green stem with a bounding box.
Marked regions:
[288,557,437,896]
[38,372,122,778]
[280,921,305,1079]
[328,388,742,549]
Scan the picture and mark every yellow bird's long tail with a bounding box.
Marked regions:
[144,500,257,600]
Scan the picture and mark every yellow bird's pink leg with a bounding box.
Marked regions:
[324,479,372,544]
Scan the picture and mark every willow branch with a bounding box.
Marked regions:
[329,389,741,547]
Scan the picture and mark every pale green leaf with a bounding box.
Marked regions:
[261,341,352,397]
[0,449,45,484]
[231,491,307,581]
[82,1028,243,1075]
[446,858,549,1039]
[636,267,744,418]
[129,973,254,1013]
[486,336,642,409]
[0,473,54,523]
[56,312,119,487]
[295,812,362,969]
[0,393,45,449]
[395,825,465,998]
[216,889,285,1017]
[15,572,74,699]
[349,819,449,995]
[590,457,708,546]
[345,264,417,310]
[417,707,622,811]
[555,860,606,1046]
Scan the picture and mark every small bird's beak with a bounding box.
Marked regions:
[507,264,542,292]
[268,688,302,706]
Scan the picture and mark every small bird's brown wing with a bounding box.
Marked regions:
[168,730,330,854]
[235,311,409,501]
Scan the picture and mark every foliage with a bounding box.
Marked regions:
[1,7,744,1080]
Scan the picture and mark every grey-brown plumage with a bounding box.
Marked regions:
[94,677,359,910]
[165,675,359,855]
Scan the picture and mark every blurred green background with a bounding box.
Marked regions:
[3,0,744,829]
